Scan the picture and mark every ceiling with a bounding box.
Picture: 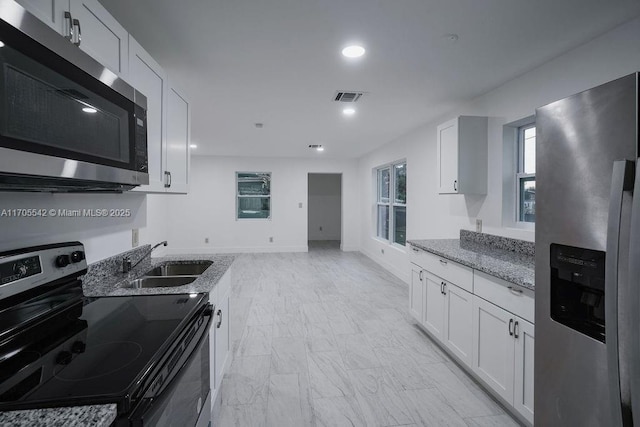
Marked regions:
[99,0,640,159]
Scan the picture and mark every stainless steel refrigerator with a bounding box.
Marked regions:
[535,72,639,426]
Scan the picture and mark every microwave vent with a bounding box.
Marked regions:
[333,91,365,103]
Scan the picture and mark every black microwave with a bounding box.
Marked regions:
[0,1,148,192]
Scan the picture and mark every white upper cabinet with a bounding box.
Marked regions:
[128,36,167,193]
[17,0,128,77]
[68,0,128,77]
[165,85,190,194]
[437,116,488,194]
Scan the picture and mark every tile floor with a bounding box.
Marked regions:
[213,241,521,427]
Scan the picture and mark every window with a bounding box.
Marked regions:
[376,161,407,245]
[517,124,536,223]
[237,172,271,219]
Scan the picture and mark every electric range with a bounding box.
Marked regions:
[0,242,213,426]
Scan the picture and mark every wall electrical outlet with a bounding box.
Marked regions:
[319,226,323,231]
[205,237,209,244]
[132,229,139,247]
[269,237,274,243]
[476,219,483,233]
[381,248,385,254]
[298,202,303,208]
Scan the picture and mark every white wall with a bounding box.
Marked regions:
[359,16,640,284]
[308,174,342,241]
[164,156,359,253]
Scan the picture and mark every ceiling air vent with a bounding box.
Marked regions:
[333,91,365,103]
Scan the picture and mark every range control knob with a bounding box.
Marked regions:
[56,351,73,365]
[55,255,71,268]
[70,251,85,263]
[71,341,86,354]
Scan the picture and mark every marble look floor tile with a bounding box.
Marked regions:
[229,297,252,342]
[443,360,506,416]
[464,414,521,427]
[221,356,271,406]
[245,299,276,326]
[335,334,381,370]
[375,347,436,391]
[237,324,273,357]
[266,374,304,427]
[348,367,415,426]
[401,387,468,427]
[271,337,308,374]
[328,310,362,335]
[307,351,354,399]
[312,395,367,427]
[214,403,267,427]
[421,363,503,418]
[272,320,306,338]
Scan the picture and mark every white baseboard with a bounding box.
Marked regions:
[361,248,410,284]
[165,245,308,255]
[340,245,359,252]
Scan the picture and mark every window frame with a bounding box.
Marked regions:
[375,160,407,247]
[236,172,272,220]
[516,123,535,224]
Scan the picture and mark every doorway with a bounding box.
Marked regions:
[307,173,342,250]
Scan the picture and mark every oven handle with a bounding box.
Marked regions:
[126,304,213,422]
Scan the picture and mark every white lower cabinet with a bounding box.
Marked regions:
[209,269,231,415]
[422,270,473,368]
[471,295,534,425]
[408,245,534,425]
[409,266,424,322]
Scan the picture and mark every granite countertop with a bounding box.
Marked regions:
[0,251,235,426]
[83,253,236,297]
[408,238,535,290]
[0,404,117,427]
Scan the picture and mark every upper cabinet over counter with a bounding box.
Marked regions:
[16,0,191,194]
[437,116,488,195]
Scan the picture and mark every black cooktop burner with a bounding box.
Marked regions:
[0,292,206,411]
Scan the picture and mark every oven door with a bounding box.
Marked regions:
[124,308,212,427]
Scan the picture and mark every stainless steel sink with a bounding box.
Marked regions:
[144,261,213,277]
[127,276,197,288]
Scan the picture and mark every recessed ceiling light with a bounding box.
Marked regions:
[82,107,97,114]
[190,144,198,149]
[343,108,356,116]
[255,123,264,128]
[442,33,459,44]
[0,41,5,48]
[316,146,325,152]
[309,144,324,152]
[341,45,365,58]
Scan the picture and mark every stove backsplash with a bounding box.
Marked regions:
[460,229,534,256]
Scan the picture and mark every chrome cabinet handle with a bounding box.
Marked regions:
[606,160,635,426]
[439,259,448,265]
[508,318,514,336]
[419,270,423,281]
[442,283,447,295]
[72,18,81,46]
[440,281,444,294]
[168,171,172,188]
[64,12,73,42]
[453,180,457,192]
[216,309,222,328]
[514,321,519,339]
[507,286,523,295]
[412,247,419,252]
[164,171,171,188]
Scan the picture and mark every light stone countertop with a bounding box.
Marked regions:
[408,238,535,290]
[0,252,235,426]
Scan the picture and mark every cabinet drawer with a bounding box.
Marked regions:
[474,271,534,323]
[410,248,473,293]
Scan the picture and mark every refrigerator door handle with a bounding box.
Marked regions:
[606,159,635,427]
[629,158,640,426]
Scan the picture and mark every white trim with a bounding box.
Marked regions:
[165,245,308,254]
[360,248,410,284]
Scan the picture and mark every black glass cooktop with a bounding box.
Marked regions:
[0,292,206,411]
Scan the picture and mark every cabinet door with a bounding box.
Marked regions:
[409,267,424,322]
[424,273,445,340]
[129,36,167,193]
[514,318,534,424]
[444,283,473,367]
[69,0,128,77]
[472,296,515,404]
[437,118,458,194]
[165,85,190,194]
[15,0,68,34]
[215,293,230,390]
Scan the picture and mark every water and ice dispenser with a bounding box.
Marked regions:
[550,244,606,342]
